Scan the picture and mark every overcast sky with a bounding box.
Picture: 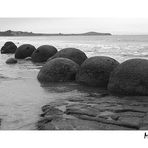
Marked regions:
[0,18,148,35]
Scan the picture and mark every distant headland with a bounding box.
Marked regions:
[0,30,112,36]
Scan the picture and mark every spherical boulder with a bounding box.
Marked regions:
[37,58,79,83]
[48,48,87,65]
[108,59,148,96]
[15,44,36,59]
[31,45,57,62]
[76,56,119,87]
[6,58,17,64]
[1,41,17,54]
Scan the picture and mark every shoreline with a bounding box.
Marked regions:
[36,85,148,130]
[1,36,148,130]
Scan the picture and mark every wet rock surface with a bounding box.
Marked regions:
[37,90,148,130]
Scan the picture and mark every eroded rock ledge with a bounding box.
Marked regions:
[37,92,148,130]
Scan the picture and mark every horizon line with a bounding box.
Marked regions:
[1,29,148,36]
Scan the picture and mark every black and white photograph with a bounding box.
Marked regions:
[1,17,148,130]
[0,0,148,147]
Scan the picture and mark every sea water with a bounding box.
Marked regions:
[0,35,148,129]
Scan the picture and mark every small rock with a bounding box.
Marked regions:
[25,57,32,61]
[6,58,17,64]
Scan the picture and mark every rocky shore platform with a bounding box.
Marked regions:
[36,86,148,130]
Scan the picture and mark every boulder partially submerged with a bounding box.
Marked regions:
[37,58,79,83]
[48,48,87,65]
[76,56,119,87]
[108,58,148,96]
[1,41,17,54]
[15,44,36,59]
[31,45,57,62]
[6,58,17,64]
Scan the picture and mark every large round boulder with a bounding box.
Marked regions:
[15,44,36,59]
[31,45,57,62]
[48,48,87,65]
[76,56,119,87]
[37,58,79,83]
[6,58,17,64]
[1,41,17,54]
[108,59,148,96]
